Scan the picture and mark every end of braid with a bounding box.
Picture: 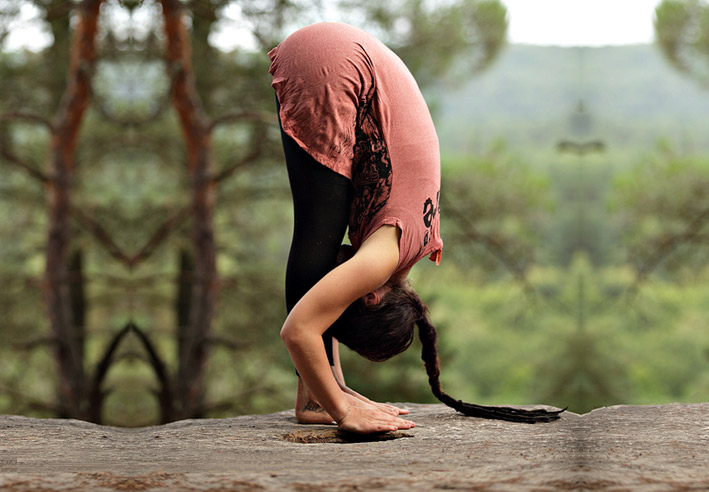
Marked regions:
[415,306,565,424]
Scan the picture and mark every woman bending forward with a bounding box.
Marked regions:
[269,22,561,435]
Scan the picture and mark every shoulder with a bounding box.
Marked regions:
[322,224,400,301]
[355,225,400,268]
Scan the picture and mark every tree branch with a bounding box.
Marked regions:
[0,147,53,184]
[12,336,61,351]
[625,206,709,298]
[70,204,190,268]
[444,200,536,297]
[92,91,172,127]
[129,321,174,423]
[129,323,171,387]
[89,323,132,403]
[210,150,262,184]
[0,111,54,131]
[69,206,133,266]
[208,111,275,132]
[129,204,191,266]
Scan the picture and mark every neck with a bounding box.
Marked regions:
[388,267,411,287]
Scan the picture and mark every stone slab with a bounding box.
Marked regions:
[1,403,708,491]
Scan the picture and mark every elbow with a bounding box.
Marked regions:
[280,323,292,344]
[280,321,301,349]
[281,319,317,353]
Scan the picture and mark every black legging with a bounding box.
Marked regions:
[277,97,353,365]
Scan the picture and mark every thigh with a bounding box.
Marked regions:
[278,105,353,310]
[278,98,353,364]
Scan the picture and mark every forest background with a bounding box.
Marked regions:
[1,0,708,427]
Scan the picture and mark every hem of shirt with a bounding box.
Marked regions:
[273,86,354,180]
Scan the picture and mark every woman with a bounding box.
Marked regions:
[269,22,562,434]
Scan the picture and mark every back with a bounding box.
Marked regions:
[269,22,442,273]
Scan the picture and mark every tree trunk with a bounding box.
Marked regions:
[40,0,73,109]
[43,0,103,420]
[159,0,218,420]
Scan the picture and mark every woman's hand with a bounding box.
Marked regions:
[375,402,410,416]
[336,405,415,434]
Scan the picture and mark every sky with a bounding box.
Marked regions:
[501,0,662,46]
[2,0,664,52]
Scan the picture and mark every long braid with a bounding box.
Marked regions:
[415,301,564,424]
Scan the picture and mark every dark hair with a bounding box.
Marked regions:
[327,281,420,362]
[329,283,565,424]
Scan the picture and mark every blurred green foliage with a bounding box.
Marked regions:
[655,0,709,86]
[1,0,708,425]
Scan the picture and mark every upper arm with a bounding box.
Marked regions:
[281,225,400,341]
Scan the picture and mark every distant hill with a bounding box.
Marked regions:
[434,44,709,158]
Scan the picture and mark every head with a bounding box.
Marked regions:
[326,279,424,362]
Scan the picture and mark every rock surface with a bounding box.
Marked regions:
[1,403,708,491]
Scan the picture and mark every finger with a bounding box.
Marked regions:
[378,405,399,416]
[378,424,399,432]
[394,417,415,428]
[374,415,415,429]
[381,404,409,415]
[371,421,401,432]
[355,417,399,434]
[351,408,415,432]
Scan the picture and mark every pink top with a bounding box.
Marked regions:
[269,22,442,273]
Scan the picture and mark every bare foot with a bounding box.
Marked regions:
[295,378,334,424]
[339,387,409,416]
[296,399,335,424]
